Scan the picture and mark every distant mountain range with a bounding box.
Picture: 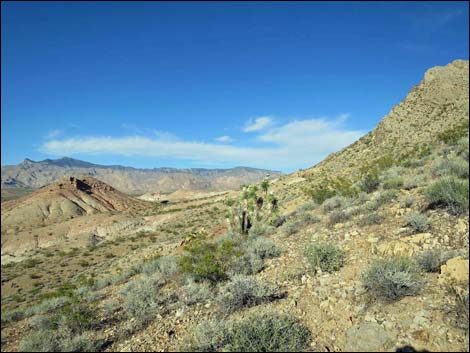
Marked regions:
[1,157,282,194]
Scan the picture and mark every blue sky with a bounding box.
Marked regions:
[2,1,468,172]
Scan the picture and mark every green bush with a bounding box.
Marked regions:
[404,212,431,233]
[416,249,457,273]
[178,241,228,283]
[424,177,469,215]
[361,257,423,301]
[305,242,345,273]
[178,234,279,282]
[306,184,336,204]
[184,312,311,352]
[217,275,282,313]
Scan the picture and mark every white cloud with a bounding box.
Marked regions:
[243,116,273,132]
[40,114,365,171]
[216,135,233,143]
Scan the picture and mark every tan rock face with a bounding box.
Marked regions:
[439,257,470,285]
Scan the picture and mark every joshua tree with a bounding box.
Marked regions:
[225,177,279,234]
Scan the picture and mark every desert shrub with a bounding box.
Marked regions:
[281,221,300,236]
[376,189,398,206]
[416,249,457,272]
[248,224,275,237]
[358,172,380,193]
[403,175,427,190]
[178,241,227,283]
[19,330,61,352]
[178,235,274,282]
[304,184,336,204]
[432,158,469,179]
[184,312,310,352]
[328,210,350,225]
[359,212,384,226]
[227,251,264,277]
[217,275,282,313]
[297,212,321,225]
[382,177,404,190]
[323,196,348,213]
[361,256,423,301]
[27,315,54,331]
[456,136,469,160]
[296,201,318,213]
[365,200,380,211]
[119,274,166,324]
[305,242,345,273]
[19,329,100,352]
[142,255,178,277]
[54,299,98,334]
[59,331,101,352]
[404,212,431,233]
[448,158,469,179]
[424,177,469,215]
[400,195,415,208]
[23,296,71,318]
[249,237,281,259]
[437,120,469,144]
[354,192,370,205]
[180,279,212,306]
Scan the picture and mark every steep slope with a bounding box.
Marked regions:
[275,59,469,205]
[1,159,282,194]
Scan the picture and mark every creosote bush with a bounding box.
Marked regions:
[178,233,281,283]
[361,256,423,301]
[305,242,345,273]
[183,312,311,352]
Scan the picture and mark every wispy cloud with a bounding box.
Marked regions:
[45,129,64,139]
[243,116,274,132]
[40,114,364,171]
[216,135,234,143]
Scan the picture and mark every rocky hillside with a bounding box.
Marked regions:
[274,60,469,208]
[1,158,282,194]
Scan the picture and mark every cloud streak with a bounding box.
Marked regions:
[40,114,365,171]
[243,116,274,132]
